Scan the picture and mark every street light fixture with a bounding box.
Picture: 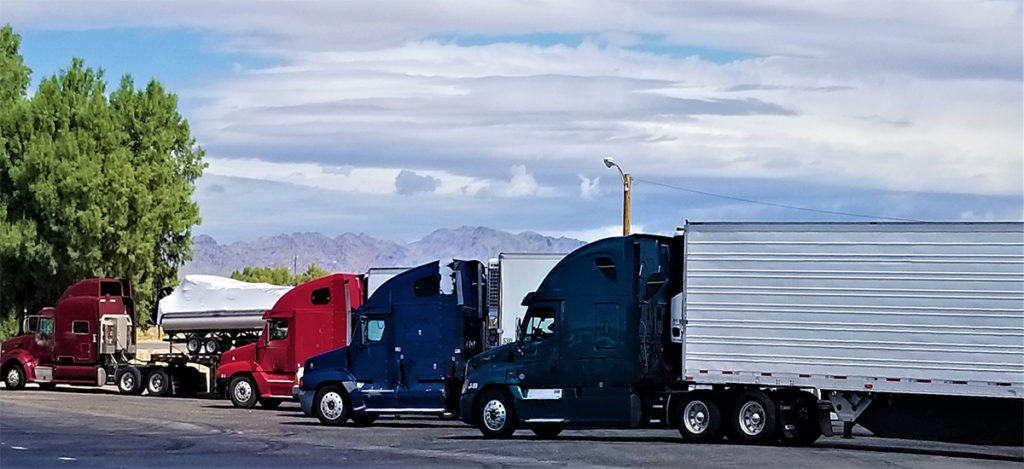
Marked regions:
[603,157,631,236]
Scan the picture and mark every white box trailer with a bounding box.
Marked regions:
[671,222,1023,444]
[487,253,565,346]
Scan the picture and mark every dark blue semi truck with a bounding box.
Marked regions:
[298,260,487,425]
[459,235,680,438]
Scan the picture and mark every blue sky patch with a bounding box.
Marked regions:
[18,28,277,93]
[431,32,757,63]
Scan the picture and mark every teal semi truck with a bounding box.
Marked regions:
[460,223,1024,445]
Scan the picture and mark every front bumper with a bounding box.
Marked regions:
[299,388,315,416]
[459,391,477,425]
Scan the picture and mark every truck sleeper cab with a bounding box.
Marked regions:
[299,260,486,426]
[460,236,678,438]
[216,273,364,409]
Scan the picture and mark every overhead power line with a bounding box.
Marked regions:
[633,177,920,222]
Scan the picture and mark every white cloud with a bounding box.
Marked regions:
[8,0,1020,241]
[504,165,538,197]
[578,174,600,200]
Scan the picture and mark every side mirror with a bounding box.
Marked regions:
[515,317,523,342]
[22,318,33,334]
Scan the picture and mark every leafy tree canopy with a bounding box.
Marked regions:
[230,263,332,286]
[0,25,205,336]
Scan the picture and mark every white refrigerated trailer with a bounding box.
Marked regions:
[670,222,1023,445]
[487,253,565,346]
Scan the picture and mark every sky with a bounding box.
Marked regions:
[4,1,1022,242]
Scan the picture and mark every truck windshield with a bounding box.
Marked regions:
[522,307,555,342]
[39,318,53,336]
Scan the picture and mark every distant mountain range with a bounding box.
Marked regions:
[182,226,585,276]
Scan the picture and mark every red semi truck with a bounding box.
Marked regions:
[0,278,205,395]
[216,273,364,409]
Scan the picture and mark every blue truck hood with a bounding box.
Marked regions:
[304,346,348,377]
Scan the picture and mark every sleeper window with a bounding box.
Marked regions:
[72,321,89,335]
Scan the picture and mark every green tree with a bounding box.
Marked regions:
[230,263,332,286]
[0,25,205,336]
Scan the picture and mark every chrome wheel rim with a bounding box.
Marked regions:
[319,391,345,421]
[233,380,252,402]
[6,368,20,387]
[120,372,135,391]
[148,374,166,394]
[683,400,710,435]
[738,401,766,436]
[482,399,507,432]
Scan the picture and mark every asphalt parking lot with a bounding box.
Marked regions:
[1,386,1021,468]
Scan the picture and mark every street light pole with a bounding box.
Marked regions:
[603,157,631,236]
[622,172,631,235]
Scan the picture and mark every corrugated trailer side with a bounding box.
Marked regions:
[680,222,1024,399]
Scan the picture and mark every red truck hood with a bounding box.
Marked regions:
[1,334,34,356]
[220,342,256,365]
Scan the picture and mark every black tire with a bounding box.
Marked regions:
[476,389,517,438]
[730,389,778,444]
[528,423,563,439]
[115,367,144,395]
[350,413,379,427]
[37,382,57,391]
[145,369,172,397]
[186,335,202,354]
[313,385,349,426]
[204,338,219,354]
[778,391,821,446]
[259,398,283,410]
[228,375,259,408]
[675,392,724,443]
[3,362,26,390]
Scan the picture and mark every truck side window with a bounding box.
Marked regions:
[268,319,288,341]
[522,307,556,342]
[311,287,330,305]
[72,321,89,335]
[364,319,386,342]
[39,318,53,336]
